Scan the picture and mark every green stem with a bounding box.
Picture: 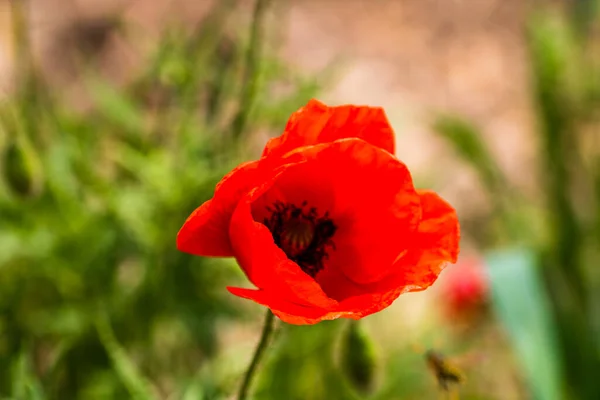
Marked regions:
[237,309,275,400]
[230,0,271,140]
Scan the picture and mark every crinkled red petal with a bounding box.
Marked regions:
[412,190,460,266]
[228,163,338,310]
[227,287,361,325]
[227,287,329,324]
[176,161,260,256]
[228,189,458,323]
[262,99,395,162]
[331,190,460,318]
[277,138,421,286]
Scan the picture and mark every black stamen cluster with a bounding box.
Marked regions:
[264,200,337,277]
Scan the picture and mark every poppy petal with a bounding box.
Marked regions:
[228,164,339,310]
[335,288,411,319]
[314,263,366,302]
[176,161,261,256]
[262,99,395,160]
[413,190,460,266]
[250,138,420,299]
[296,139,420,285]
[227,286,358,325]
[384,190,459,292]
[332,191,460,318]
[227,287,330,324]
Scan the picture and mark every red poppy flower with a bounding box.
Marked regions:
[177,99,460,324]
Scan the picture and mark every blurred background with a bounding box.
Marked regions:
[0,0,599,399]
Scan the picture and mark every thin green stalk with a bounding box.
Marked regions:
[237,309,276,400]
[230,0,271,140]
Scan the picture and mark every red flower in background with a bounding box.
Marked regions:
[177,99,460,324]
[441,256,489,320]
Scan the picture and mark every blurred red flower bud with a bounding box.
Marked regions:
[441,256,489,321]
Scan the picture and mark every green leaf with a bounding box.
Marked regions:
[485,249,563,400]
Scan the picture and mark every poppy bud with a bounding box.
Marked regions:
[340,320,377,395]
[440,256,489,325]
[3,139,42,198]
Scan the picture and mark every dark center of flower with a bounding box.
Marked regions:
[264,200,337,277]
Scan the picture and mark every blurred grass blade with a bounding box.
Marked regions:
[528,9,586,299]
[45,139,80,204]
[432,115,506,194]
[95,314,157,400]
[87,77,146,134]
[431,114,533,245]
[0,106,44,198]
[485,249,563,400]
[11,348,47,400]
[3,137,42,198]
[180,381,204,400]
[527,10,599,398]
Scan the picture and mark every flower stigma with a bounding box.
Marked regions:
[264,200,337,277]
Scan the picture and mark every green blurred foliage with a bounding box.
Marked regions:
[0,2,323,398]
